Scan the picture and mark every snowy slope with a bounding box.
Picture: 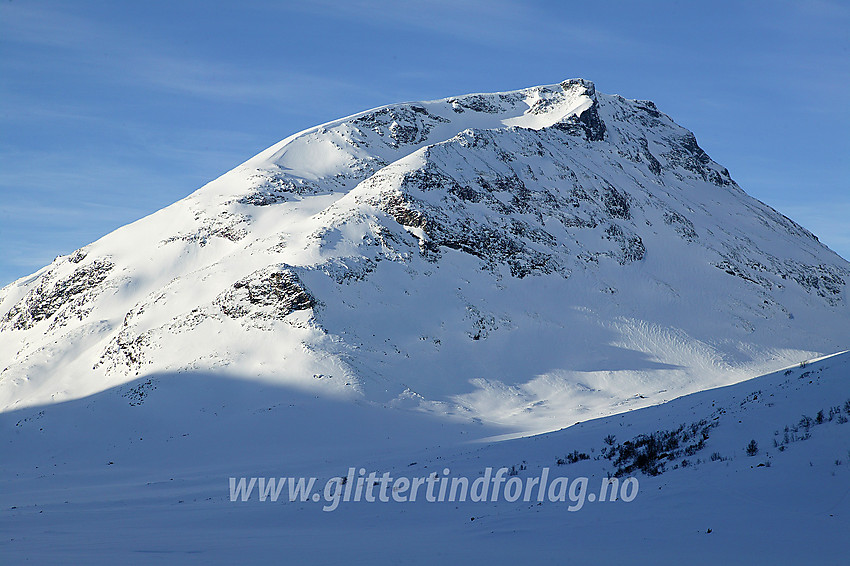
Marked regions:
[1,79,848,436]
[2,348,848,563]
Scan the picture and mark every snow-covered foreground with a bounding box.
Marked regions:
[3,352,848,563]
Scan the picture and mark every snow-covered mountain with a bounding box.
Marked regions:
[1,78,848,434]
[3,79,850,564]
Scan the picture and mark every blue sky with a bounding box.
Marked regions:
[1,0,848,285]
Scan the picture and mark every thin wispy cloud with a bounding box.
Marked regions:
[0,3,103,48]
[290,0,650,54]
[128,56,386,107]
[1,3,386,109]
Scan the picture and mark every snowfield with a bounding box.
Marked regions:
[2,351,848,563]
[1,79,848,562]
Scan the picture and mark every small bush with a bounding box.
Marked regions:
[746,439,759,457]
[566,450,590,464]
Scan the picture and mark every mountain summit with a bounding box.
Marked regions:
[1,79,847,433]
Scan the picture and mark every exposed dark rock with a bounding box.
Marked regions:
[449,184,483,203]
[638,138,663,175]
[217,267,316,320]
[605,224,646,264]
[1,259,114,331]
[314,256,378,285]
[238,176,325,206]
[663,210,698,241]
[714,259,773,288]
[351,104,449,148]
[602,186,631,219]
[68,249,88,264]
[662,132,731,186]
[549,80,606,141]
[466,305,498,340]
[163,214,248,246]
[121,379,157,406]
[575,102,607,142]
[376,175,569,278]
[96,327,152,376]
[447,92,523,114]
[633,100,662,119]
[553,103,607,141]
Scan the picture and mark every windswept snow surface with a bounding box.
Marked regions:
[2,350,848,563]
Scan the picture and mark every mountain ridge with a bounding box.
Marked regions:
[1,79,847,434]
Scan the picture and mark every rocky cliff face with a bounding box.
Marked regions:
[1,79,847,433]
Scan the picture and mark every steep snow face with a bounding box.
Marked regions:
[0,79,848,433]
